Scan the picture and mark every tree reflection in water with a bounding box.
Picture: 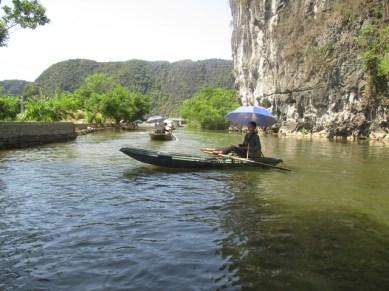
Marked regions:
[220,173,389,290]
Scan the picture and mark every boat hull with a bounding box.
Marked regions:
[120,147,282,169]
[149,133,174,141]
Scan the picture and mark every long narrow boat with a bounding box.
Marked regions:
[149,132,174,141]
[120,147,283,169]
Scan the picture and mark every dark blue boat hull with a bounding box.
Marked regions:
[120,147,282,169]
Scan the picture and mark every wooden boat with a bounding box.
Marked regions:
[120,147,284,169]
[149,132,174,141]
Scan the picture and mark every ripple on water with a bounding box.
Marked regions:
[0,135,241,290]
[1,130,389,290]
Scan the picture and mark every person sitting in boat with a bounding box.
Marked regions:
[154,122,165,133]
[218,121,261,159]
[164,122,172,133]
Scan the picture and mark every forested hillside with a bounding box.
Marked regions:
[0,80,31,96]
[35,59,234,115]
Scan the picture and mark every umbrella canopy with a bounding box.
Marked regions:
[146,115,164,123]
[225,106,277,127]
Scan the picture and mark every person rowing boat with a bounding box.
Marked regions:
[214,121,261,159]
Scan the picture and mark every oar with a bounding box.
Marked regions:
[171,132,179,141]
[201,150,291,172]
[201,147,218,153]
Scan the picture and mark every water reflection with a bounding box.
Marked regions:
[221,189,389,290]
[0,129,388,290]
[218,139,389,290]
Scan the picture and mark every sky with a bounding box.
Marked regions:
[0,0,232,81]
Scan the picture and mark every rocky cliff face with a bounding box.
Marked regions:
[230,0,388,139]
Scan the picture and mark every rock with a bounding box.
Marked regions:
[370,132,387,141]
[229,0,388,140]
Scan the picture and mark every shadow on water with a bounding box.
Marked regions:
[220,174,389,291]
[123,165,290,185]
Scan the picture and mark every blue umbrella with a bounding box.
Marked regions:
[146,115,164,123]
[225,106,277,127]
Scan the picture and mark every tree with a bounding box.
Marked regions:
[22,83,41,98]
[0,0,49,47]
[75,74,116,122]
[20,92,81,121]
[0,95,19,120]
[181,88,239,130]
[75,73,116,99]
[100,85,150,124]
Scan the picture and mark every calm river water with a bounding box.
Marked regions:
[1,129,389,290]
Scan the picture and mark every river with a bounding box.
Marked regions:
[1,128,388,290]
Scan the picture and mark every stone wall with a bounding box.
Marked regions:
[0,122,77,150]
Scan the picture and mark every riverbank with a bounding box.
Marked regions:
[74,123,139,135]
[0,122,140,150]
[229,126,389,144]
[0,122,77,150]
[276,127,389,144]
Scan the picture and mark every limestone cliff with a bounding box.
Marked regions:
[230,0,388,139]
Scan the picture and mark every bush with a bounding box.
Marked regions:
[22,93,81,122]
[17,74,151,123]
[358,24,389,97]
[181,88,239,130]
[100,85,150,124]
[0,96,19,120]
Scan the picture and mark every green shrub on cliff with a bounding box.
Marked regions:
[358,24,389,97]
[0,96,19,120]
[181,88,239,130]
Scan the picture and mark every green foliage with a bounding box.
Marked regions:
[0,0,49,47]
[358,24,389,97]
[100,85,150,124]
[21,92,81,122]
[181,88,239,130]
[75,73,115,122]
[30,73,152,124]
[74,73,115,99]
[22,82,41,98]
[0,20,7,45]
[35,59,234,115]
[0,95,19,120]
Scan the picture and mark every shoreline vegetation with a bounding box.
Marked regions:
[1,72,387,146]
[0,74,151,125]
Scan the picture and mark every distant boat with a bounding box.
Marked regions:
[120,147,283,169]
[149,132,175,141]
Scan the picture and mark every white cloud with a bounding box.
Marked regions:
[0,0,232,81]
